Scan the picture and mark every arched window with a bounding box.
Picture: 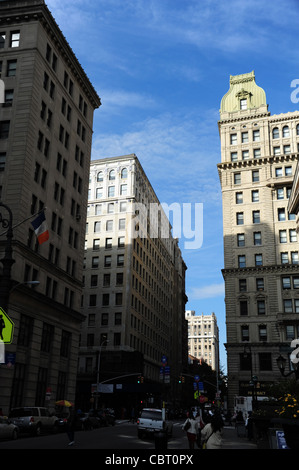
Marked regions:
[296,124,299,136]
[97,171,103,182]
[282,125,290,138]
[109,169,115,180]
[121,168,127,179]
[272,127,279,139]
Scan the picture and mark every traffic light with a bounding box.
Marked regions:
[137,376,141,383]
[140,376,144,383]
[178,376,182,383]
[182,376,185,383]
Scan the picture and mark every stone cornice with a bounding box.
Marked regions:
[217,152,299,171]
[0,0,101,109]
[218,111,270,125]
[222,263,299,278]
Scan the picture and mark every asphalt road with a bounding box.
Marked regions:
[0,419,188,450]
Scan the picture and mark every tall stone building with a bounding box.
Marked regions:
[0,0,100,413]
[218,71,299,410]
[77,154,188,410]
[185,310,219,372]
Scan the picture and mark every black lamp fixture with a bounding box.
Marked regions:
[276,354,299,380]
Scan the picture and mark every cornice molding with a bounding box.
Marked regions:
[222,263,299,277]
[217,152,299,171]
[0,1,101,109]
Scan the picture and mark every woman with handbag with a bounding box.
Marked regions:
[182,410,198,449]
[200,412,223,449]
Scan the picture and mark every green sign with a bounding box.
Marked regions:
[0,307,14,344]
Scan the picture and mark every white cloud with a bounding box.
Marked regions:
[99,89,156,112]
[189,283,225,300]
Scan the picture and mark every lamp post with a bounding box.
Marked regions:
[95,339,109,409]
[0,203,15,312]
[243,344,257,409]
[276,354,299,380]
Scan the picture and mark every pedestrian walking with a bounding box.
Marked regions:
[66,407,76,446]
[201,410,223,449]
[182,409,198,449]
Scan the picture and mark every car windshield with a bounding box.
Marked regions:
[9,408,38,417]
[141,410,162,420]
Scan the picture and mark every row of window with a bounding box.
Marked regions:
[46,42,89,119]
[88,184,128,199]
[88,254,125,269]
[237,247,298,269]
[85,332,121,348]
[93,168,128,182]
[0,31,20,49]
[234,166,292,185]
[236,187,292,204]
[87,201,127,216]
[88,292,123,307]
[86,218,126,235]
[84,272,124,288]
[240,352,272,372]
[239,297,299,316]
[236,209,295,225]
[230,124,299,146]
[17,313,72,356]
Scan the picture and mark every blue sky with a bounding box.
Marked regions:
[47,0,299,373]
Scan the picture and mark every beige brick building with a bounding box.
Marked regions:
[218,72,299,410]
[77,154,188,409]
[185,310,219,372]
[0,0,100,413]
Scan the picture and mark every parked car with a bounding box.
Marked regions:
[8,407,59,436]
[0,417,19,440]
[137,408,173,438]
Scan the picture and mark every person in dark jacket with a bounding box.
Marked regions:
[66,407,76,446]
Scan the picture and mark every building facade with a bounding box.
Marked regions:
[185,310,219,371]
[0,0,100,413]
[218,71,299,410]
[77,154,188,410]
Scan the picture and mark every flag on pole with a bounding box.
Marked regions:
[31,210,49,245]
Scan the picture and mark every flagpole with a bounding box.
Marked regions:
[0,208,46,238]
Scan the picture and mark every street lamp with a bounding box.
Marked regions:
[0,203,15,312]
[276,354,299,380]
[95,339,110,409]
[9,280,40,293]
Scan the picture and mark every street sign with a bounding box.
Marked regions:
[0,307,14,344]
[161,355,167,366]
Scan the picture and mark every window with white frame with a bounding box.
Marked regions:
[108,186,115,197]
[230,133,237,145]
[10,31,20,48]
[253,130,260,141]
[120,184,127,195]
[252,190,259,202]
[272,127,279,139]
[282,125,290,138]
[240,99,247,110]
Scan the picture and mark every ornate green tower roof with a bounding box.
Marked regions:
[220,71,267,115]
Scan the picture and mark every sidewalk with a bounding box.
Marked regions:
[221,426,257,449]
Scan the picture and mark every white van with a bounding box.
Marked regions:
[137,408,173,438]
